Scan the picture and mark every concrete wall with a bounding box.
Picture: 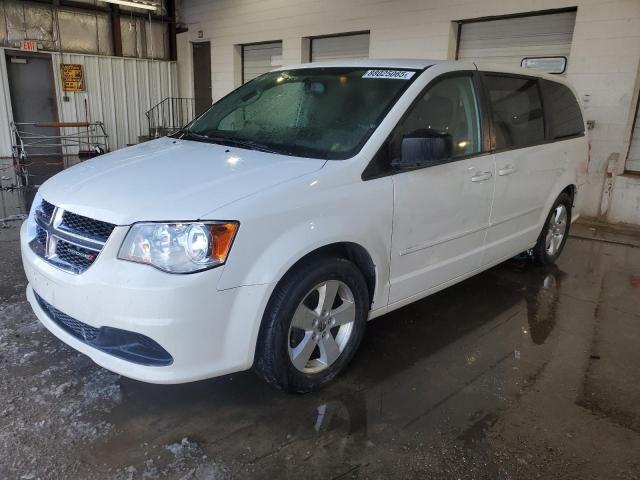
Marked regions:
[176,0,640,225]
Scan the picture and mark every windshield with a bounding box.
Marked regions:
[181,67,419,159]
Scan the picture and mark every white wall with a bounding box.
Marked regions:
[0,49,177,157]
[177,0,640,225]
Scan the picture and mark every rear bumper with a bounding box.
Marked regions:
[21,222,274,384]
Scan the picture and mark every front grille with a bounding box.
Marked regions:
[34,291,173,367]
[35,199,55,224]
[59,211,115,243]
[35,292,99,342]
[55,241,96,273]
[28,197,115,274]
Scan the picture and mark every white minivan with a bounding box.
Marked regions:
[21,59,587,392]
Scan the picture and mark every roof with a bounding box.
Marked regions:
[274,58,575,87]
[273,58,444,71]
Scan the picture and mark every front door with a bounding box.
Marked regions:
[389,73,495,304]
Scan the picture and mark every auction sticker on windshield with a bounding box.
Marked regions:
[362,70,415,80]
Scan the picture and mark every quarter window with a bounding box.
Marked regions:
[539,80,584,139]
[483,74,544,150]
[390,75,482,162]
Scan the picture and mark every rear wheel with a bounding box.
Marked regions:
[532,192,572,265]
[254,257,369,393]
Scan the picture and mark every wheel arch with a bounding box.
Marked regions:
[561,184,576,208]
[538,183,577,229]
[273,241,377,309]
[534,183,577,244]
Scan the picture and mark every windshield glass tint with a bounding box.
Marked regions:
[185,68,418,159]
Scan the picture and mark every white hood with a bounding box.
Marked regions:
[39,137,326,225]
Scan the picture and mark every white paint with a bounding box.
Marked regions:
[50,53,177,151]
[37,136,326,225]
[21,60,586,383]
[176,0,640,225]
[608,174,640,225]
[0,48,177,156]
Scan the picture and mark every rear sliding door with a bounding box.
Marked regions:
[482,73,560,265]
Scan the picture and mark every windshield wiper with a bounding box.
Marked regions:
[177,129,287,155]
[175,129,215,143]
[205,136,285,155]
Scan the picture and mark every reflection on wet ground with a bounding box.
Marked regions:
[0,162,639,478]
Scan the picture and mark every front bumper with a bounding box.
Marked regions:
[21,222,273,384]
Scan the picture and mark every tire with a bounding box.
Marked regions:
[532,192,572,266]
[254,257,369,393]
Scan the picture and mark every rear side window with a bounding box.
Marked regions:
[483,74,544,150]
[539,80,584,139]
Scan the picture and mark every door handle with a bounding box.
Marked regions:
[498,165,516,176]
[471,171,493,182]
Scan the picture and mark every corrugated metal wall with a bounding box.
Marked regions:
[51,53,177,151]
[0,48,177,157]
[0,53,13,157]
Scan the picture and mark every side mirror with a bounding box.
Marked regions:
[393,130,453,169]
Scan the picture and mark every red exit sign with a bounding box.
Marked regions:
[20,40,38,52]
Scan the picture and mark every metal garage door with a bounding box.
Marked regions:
[457,11,576,68]
[627,100,640,172]
[310,33,370,62]
[242,41,283,83]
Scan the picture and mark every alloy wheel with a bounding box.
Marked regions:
[545,204,568,256]
[287,280,356,374]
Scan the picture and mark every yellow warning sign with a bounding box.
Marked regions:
[61,64,85,92]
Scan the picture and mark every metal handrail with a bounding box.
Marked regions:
[145,97,207,138]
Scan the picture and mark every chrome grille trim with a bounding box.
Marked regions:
[29,198,115,274]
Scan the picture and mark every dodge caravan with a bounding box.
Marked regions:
[21,59,587,392]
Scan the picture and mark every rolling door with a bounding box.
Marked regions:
[457,11,576,68]
[310,33,369,62]
[242,41,283,83]
[627,99,640,172]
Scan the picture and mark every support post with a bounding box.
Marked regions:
[110,4,123,57]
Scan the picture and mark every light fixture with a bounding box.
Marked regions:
[99,0,158,11]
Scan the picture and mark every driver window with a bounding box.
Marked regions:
[218,82,305,132]
[390,75,481,162]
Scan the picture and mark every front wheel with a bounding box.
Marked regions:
[254,257,369,393]
[531,192,572,265]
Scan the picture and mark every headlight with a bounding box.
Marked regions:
[118,221,239,273]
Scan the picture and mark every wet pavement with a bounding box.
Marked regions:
[1,171,640,478]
